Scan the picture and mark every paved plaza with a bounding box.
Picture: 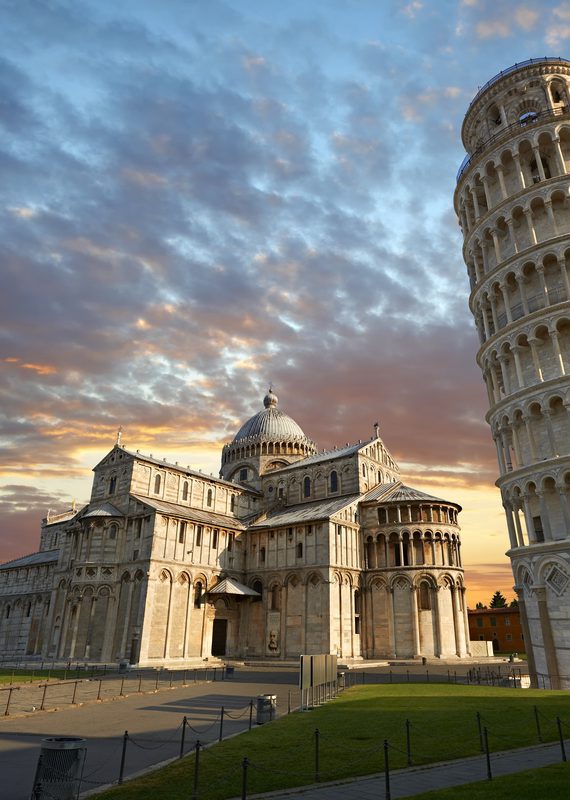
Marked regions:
[0,663,562,800]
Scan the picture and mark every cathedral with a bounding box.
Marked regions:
[0,390,470,665]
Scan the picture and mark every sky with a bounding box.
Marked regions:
[2,0,569,606]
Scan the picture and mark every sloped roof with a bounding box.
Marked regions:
[131,495,247,530]
[249,494,360,529]
[208,577,260,596]
[362,481,461,509]
[0,549,59,570]
[81,502,123,519]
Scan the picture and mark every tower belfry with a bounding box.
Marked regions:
[455,57,570,688]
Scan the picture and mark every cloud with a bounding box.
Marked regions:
[514,7,539,30]
[0,0,527,581]
[476,19,511,38]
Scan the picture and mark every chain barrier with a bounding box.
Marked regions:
[223,703,253,720]
[129,730,183,750]
[185,717,221,735]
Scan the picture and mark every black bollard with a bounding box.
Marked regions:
[476,711,484,752]
[118,731,128,784]
[534,705,542,743]
[219,706,224,742]
[179,716,187,758]
[192,740,201,800]
[384,739,391,800]
[406,719,412,766]
[315,728,320,782]
[484,727,492,780]
[557,717,567,762]
[241,757,249,800]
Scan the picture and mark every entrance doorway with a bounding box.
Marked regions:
[211,619,228,656]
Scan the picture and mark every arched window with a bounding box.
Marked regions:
[303,477,311,498]
[330,471,338,493]
[109,475,117,495]
[212,528,219,549]
[230,495,235,512]
[194,581,203,608]
[296,542,303,559]
[419,582,431,610]
[207,489,213,507]
[154,474,161,494]
[252,579,263,601]
[108,524,117,540]
[260,546,266,563]
[182,481,189,501]
[270,585,280,611]
[354,590,361,614]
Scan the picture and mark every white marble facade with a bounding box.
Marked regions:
[0,390,469,665]
[455,57,570,687]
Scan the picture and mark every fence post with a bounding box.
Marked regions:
[534,705,542,743]
[71,680,79,705]
[249,699,253,730]
[241,757,249,800]
[389,670,392,684]
[426,669,429,682]
[384,739,391,800]
[192,740,201,800]
[155,671,160,691]
[40,684,48,711]
[406,719,412,766]
[120,677,125,697]
[4,687,18,716]
[315,728,320,782]
[556,717,567,762]
[183,669,187,687]
[97,679,102,701]
[118,730,128,784]
[476,712,484,752]
[288,690,291,714]
[179,716,187,758]
[138,674,142,693]
[483,727,492,780]
[169,671,173,689]
[219,707,224,742]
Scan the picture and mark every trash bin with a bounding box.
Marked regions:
[119,659,129,673]
[30,737,87,800]
[225,666,235,678]
[256,694,276,724]
[337,671,345,689]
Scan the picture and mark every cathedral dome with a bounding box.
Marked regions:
[233,390,308,443]
[220,390,318,481]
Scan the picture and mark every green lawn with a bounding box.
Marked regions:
[0,667,104,684]
[94,683,570,800]
[410,762,570,800]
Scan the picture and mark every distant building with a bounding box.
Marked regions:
[0,390,471,665]
[468,607,524,653]
[455,57,570,688]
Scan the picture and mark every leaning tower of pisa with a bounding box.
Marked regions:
[454,58,570,688]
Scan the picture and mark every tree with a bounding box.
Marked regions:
[509,599,519,608]
[475,602,486,609]
[490,591,507,608]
